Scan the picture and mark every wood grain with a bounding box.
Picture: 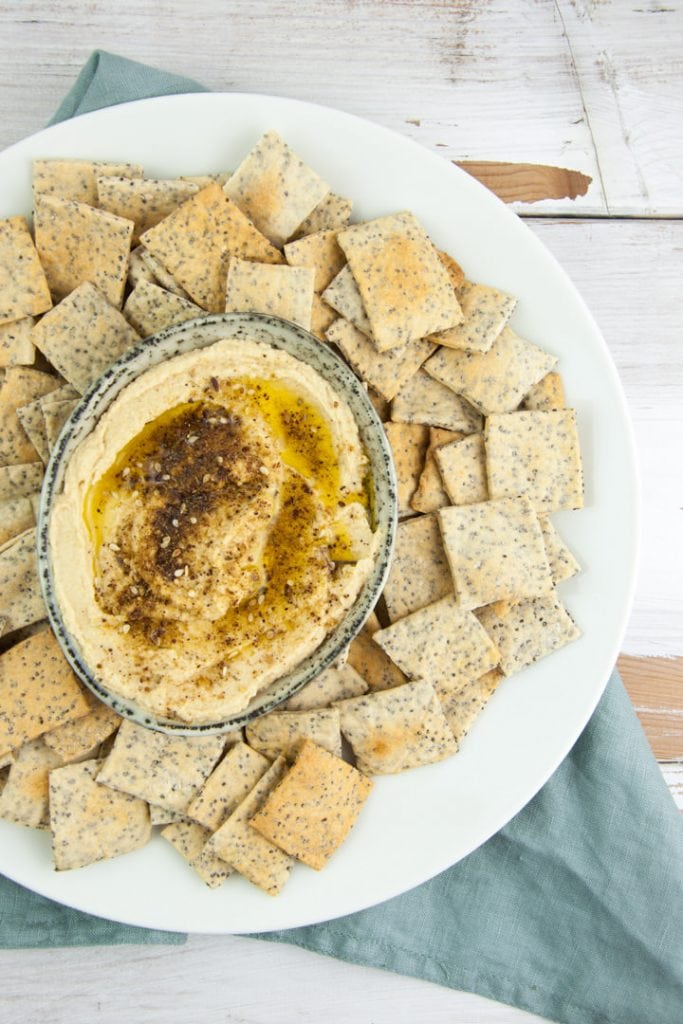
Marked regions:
[618,656,683,761]
[457,161,592,204]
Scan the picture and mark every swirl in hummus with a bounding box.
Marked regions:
[50,337,377,724]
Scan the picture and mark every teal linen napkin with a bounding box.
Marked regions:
[1,51,681,1022]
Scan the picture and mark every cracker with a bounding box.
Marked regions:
[32,159,144,207]
[138,248,193,299]
[123,280,203,338]
[485,410,584,513]
[250,739,372,870]
[0,463,44,502]
[539,516,581,584]
[0,366,60,466]
[33,196,134,307]
[292,193,353,238]
[223,130,330,246]
[383,514,453,622]
[161,820,232,889]
[127,246,157,290]
[284,229,346,292]
[309,294,337,341]
[43,700,121,763]
[434,281,516,353]
[347,618,409,693]
[97,720,225,815]
[49,759,151,871]
[327,317,436,402]
[42,397,78,450]
[338,212,462,351]
[425,326,557,415]
[285,662,369,711]
[439,496,554,609]
[140,183,283,312]
[436,249,466,290]
[338,679,457,774]
[245,707,341,761]
[0,494,36,547]
[186,740,271,831]
[436,433,489,505]
[411,427,464,514]
[149,804,186,827]
[437,675,489,745]
[205,756,293,896]
[0,527,46,636]
[479,667,506,697]
[17,397,50,464]
[322,264,373,338]
[0,217,53,326]
[0,736,62,828]
[0,626,90,759]
[390,368,483,433]
[180,172,231,188]
[225,258,315,330]
[0,317,36,368]
[373,595,500,692]
[32,282,141,394]
[383,421,430,517]
[96,176,200,244]
[367,387,391,421]
[522,371,565,411]
[477,593,581,676]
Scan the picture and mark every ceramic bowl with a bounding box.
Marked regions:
[38,313,397,735]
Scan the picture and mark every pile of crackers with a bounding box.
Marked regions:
[0,129,583,893]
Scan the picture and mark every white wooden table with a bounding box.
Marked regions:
[0,3,681,1022]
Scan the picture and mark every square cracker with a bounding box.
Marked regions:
[485,410,584,513]
[32,282,141,394]
[477,592,581,676]
[338,679,458,774]
[97,720,224,815]
[33,196,133,308]
[322,264,373,338]
[326,317,436,402]
[0,218,52,326]
[43,700,121,763]
[225,258,315,331]
[223,130,330,246]
[309,294,337,341]
[0,462,44,502]
[439,496,554,610]
[32,159,144,207]
[522,371,565,411]
[539,516,581,584]
[0,527,47,636]
[0,737,63,828]
[411,427,464,515]
[390,368,483,434]
[436,249,466,290]
[42,397,78,450]
[0,366,61,466]
[384,421,430,518]
[373,595,500,692]
[141,183,283,312]
[250,739,372,870]
[0,626,90,759]
[245,707,341,761]
[347,619,408,693]
[292,193,353,239]
[186,740,270,831]
[96,176,200,244]
[123,280,203,338]
[425,326,557,415]
[338,212,462,351]
[0,495,36,548]
[205,756,293,896]
[161,821,232,889]
[138,248,192,298]
[436,433,489,506]
[285,661,368,711]
[0,317,36,368]
[434,281,516,353]
[16,397,50,464]
[383,513,453,622]
[437,675,490,745]
[284,229,346,293]
[49,759,150,871]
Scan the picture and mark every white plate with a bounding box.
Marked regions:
[0,93,639,935]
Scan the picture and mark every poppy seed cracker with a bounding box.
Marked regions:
[383,514,453,622]
[161,820,233,889]
[123,279,203,338]
[186,740,271,832]
[0,218,52,326]
[245,707,342,761]
[435,433,489,506]
[434,281,516,353]
[327,317,436,402]
[225,258,315,331]
[477,592,581,675]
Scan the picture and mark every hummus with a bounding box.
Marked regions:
[50,337,377,724]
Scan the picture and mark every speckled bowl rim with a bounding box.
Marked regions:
[38,312,397,736]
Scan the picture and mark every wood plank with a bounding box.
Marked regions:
[556,0,683,216]
[618,656,683,761]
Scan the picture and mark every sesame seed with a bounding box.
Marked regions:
[172,548,181,558]
[202,473,211,484]
[121,623,130,634]
[188,589,197,597]
[109,542,120,551]
[162,473,170,481]
[130,586,139,596]
[187,435,198,444]
[173,569,183,578]
[257,593,265,605]
[121,467,130,478]
[190,516,197,524]
[172,519,179,528]
[259,465,269,475]
[160,536,171,548]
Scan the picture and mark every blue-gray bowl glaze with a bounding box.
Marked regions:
[38,313,397,736]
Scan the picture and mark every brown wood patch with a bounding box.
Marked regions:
[617,655,683,762]
[456,161,592,204]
